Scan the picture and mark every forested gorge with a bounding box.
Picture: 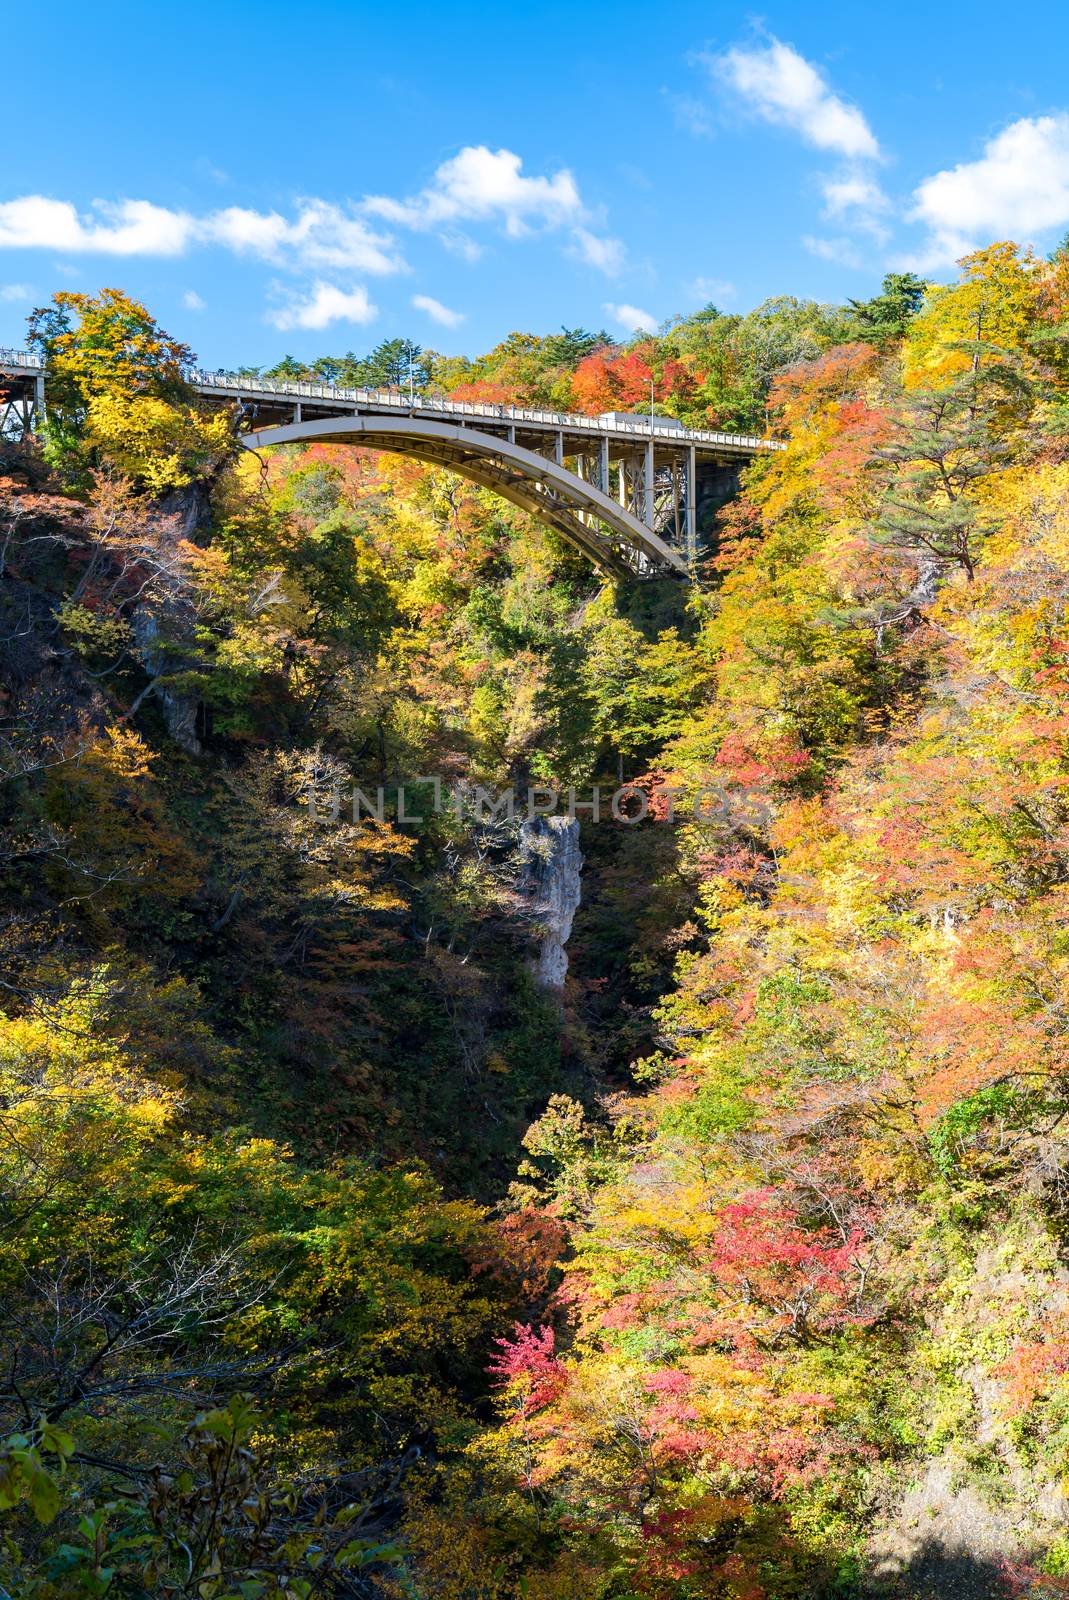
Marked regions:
[5,245,1069,1597]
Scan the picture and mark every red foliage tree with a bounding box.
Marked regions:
[487,1322,567,1415]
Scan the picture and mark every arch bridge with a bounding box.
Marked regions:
[1,349,784,580]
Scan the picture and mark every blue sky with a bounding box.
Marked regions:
[5,0,1069,367]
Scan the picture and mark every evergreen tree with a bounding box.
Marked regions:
[848,271,927,343]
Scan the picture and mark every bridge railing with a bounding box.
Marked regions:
[0,348,44,371]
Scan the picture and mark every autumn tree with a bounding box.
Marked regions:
[904,241,1040,383]
[872,349,1033,580]
[27,287,233,490]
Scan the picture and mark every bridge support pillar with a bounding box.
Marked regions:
[686,444,697,568]
[644,439,654,528]
[671,458,681,546]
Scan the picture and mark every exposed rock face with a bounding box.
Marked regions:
[129,484,212,756]
[129,605,201,755]
[518,814,582,990]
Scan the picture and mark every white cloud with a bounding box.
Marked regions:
[702,37,893,263]
[821,171,889,218]
[570,227,626,275]
[202,206,293,257]
[0,283,32,302]
[364,145,625,274]
[439,231,483,262]
[87,200,195,255]
[712,37,880,160]
[412,292,465,328]
[182,289,206,311]
[669,92,716,138]
[604,301,658,335]
[818,170,891,245]
[0,194,405,275]
[364,145,583,236]
[268,282,377,332]
[689,275,736,304]
[803,234,865,268]
[908,114,1069,267]
[276,202,402,273]
[203,202,403,273]
[618,163,653,192]
[198,161,232,186]
[0,196,195,255]
[0,147,625,292]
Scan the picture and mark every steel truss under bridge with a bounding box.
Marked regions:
[242,414,694,579]
[0,350,45,442]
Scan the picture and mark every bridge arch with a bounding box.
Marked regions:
[239,415,690,581]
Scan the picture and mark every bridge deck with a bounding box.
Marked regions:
[1,347,782,461]
[187,366,780,463]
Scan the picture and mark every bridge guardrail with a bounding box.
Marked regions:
[0,348,44,370]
